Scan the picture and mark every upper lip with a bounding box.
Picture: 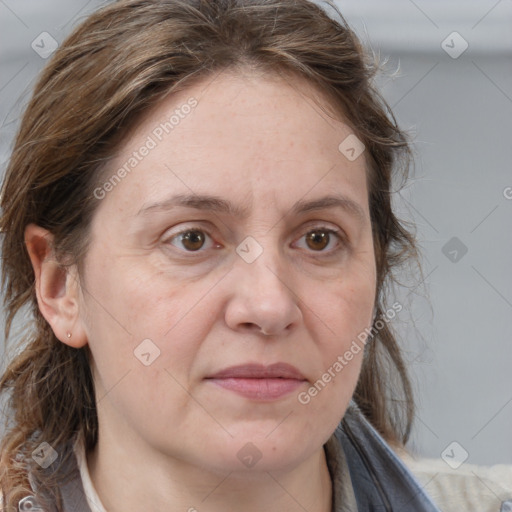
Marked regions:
[207,363,306,380]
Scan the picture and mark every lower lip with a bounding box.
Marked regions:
[207,378,305,400]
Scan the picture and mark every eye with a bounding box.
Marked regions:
[167,228,217,252]
[294,227,344,253]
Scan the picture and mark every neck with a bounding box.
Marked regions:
[87,425,333,512]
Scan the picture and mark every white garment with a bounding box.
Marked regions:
[398,449,512,512]
[72,436,108,512]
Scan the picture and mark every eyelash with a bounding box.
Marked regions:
[164,225,348,257]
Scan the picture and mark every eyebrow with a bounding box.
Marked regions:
[291,195,366,222]
[137,194,251,218]
[137,193,366,222]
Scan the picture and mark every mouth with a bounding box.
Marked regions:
[205,363,307,401]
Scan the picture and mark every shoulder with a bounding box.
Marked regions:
[397,448,512,512]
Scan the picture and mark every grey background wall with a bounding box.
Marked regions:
[1,0,511,466]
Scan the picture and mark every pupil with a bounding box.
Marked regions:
[183,231,204,251]
[307,231,328,250]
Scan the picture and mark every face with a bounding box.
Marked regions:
[78,69,376,474]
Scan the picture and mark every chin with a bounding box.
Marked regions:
[199,432,321,475]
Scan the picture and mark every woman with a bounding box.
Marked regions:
[0,0,441,510]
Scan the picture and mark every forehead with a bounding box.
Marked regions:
[95,68,369,217]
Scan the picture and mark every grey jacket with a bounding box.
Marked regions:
[20,402,441,511]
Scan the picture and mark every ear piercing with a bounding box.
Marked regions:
[66,332,72,338]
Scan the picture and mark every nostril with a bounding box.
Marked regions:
[239,323,274,336]
[240,322,258,331]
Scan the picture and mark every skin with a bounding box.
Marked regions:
[25,68,376,512]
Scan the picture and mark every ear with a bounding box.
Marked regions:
[24,223,88,348]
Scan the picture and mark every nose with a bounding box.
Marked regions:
[223,245,303,337]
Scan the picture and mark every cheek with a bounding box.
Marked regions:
[81,261,215,438]
[318,269,376,341]
[294,284,372,444]
[308,260,375,382]
[80,250,222,388]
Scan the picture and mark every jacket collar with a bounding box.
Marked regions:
[337,401,441,511]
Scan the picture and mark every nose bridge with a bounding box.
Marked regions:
[237,236,289,300]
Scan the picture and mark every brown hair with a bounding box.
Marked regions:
[0,0,417,509]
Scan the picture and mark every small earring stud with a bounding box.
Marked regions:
[66,332,72,338]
